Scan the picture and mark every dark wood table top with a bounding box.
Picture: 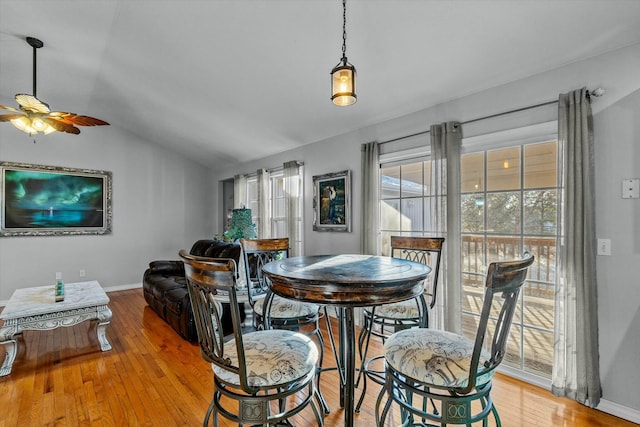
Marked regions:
[262,254,431,307]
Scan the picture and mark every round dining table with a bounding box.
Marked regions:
[262,254,430,427]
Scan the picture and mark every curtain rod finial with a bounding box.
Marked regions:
[590,87,605,97]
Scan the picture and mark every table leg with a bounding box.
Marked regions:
[0,323,18,377]
[96,305,112,351]
[338,307,346,407]
[344,307,356,427]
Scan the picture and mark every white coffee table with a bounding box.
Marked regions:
[0,280,112,376]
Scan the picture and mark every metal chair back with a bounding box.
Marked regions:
[390,236,444,311]
[240,238,289,308]
[180,252,257,393]
[464,251,535,393]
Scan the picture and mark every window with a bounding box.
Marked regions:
[380,158,433,255]
[246,176,259,232]
[239,164,304,255]
[270,171,287,238]
[379,123,559,381]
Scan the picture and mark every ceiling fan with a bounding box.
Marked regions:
[0,36,109,137]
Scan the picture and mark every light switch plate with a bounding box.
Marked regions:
[597,238,611,256]
[622,179,640,199]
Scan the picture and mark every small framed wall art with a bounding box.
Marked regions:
[313,169,351,232]
[0,161,112,237]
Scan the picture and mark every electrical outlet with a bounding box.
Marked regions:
[55,272,62,280]
[622,179,640,199]
[597,238,611,256]
[79,269,86,278]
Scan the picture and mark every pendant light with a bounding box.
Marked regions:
[331,0,356,106]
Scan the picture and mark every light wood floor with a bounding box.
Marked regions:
[0,288,637,427]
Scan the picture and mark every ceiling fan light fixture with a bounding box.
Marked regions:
[331,0,356,106]
[10,117,35,134]
[32,117,46,130]
[10,112,56,136]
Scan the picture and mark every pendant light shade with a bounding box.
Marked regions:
[331,0,356,106]
[331,62,356,106]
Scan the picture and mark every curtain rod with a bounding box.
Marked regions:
[378,87,605,146]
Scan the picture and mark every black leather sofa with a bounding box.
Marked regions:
[142,239,243,341]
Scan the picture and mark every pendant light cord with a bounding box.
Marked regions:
[341,0,348,64]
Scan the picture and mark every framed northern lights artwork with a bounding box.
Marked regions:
[0,162,112,237]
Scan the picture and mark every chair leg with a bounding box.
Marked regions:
[355,374,368,414]
[376,384,393,427]
[313,320,331,415]
[312,388,326,427]
[357,309,373,359]
[355,309,376,413]
[490,399,502,427]
[493,408,502,427]
[203,394,215,427]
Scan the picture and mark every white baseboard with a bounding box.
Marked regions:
[104,282,142,293]
[597,399,640,424]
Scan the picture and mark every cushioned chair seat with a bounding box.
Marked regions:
[365,299,420,320]
[213,329,318,388]
[384,328,493,389]
[253,295,320,319]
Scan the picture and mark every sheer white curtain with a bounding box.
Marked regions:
[361,141,380,255]
[552,88,601,407]
[232,173,249,287]
[283,161,303,256]
[430,122,462,333]
[233,174,247,208]
[257,168,271,238]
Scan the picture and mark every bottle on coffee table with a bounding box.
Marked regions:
[55,278,65,302]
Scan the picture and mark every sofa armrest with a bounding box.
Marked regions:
[148,260,185,275]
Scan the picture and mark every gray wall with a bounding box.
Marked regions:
[593,88,640,417]
[212,44,640,420]
[0,125,213,299]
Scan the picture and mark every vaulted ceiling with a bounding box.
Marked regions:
[2,1,640,168]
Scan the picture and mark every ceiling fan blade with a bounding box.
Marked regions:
[15,94,50,114]
[0,104,21,113]
[43,117,80,134]
[49,111,109,126]
[0,113,27,122]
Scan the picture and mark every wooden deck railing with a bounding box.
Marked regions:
[461,234,556,377]
[462,234,556,297]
